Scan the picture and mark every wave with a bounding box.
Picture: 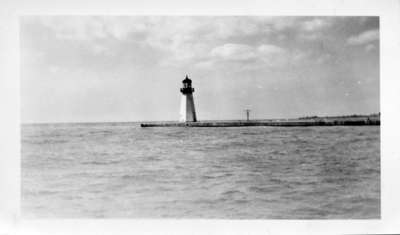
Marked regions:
[248,186,275,193]
[81,160,122,165]
[201,172,233,180]
[221,189,246,197]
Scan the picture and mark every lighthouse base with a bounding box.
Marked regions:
[179,94,197,122]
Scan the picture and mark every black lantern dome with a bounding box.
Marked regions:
[180,75,194,94]
[182,75,192,84]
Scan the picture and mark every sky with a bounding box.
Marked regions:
[20,16,379,123]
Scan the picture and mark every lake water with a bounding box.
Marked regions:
[21,123,380,219]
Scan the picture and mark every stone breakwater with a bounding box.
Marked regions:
[140,116,380,127]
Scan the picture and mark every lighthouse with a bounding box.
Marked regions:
[179,75,197,122]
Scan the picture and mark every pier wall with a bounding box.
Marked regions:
[141,117,380,127]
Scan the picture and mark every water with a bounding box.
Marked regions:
[21,123,380,219]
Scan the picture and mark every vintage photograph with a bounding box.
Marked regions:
[21,16,380,219]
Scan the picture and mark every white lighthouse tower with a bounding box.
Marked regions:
[179,75,197,122]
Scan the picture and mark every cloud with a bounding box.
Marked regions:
[316,53,332,64]
[211,43,257,61]
[213,17,261,39]
[31,16,320,66]
[255,17,297,31]
[365,44,376,52]
[347,29,379,45]
[194,60,215,69]
[30,16,213,67]
[210,43,287,62]
[257,44,286,54]
[301,18,332,31]
[255,17,336,33]
[198,43,294,70]
[38,16,107,41]
[295,18,334,41]
[297,32,322,41]
[25,16,365,72]
[35,16,153,42]
[102,17,148,40]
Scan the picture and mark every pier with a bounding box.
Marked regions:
[140,116,380,127]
